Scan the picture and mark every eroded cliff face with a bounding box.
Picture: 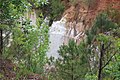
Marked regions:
[62,0,120,44]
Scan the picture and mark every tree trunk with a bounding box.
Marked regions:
[98,43,104,80]
[0,29,3,56]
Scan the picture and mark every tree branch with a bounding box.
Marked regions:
[101,50,118,70]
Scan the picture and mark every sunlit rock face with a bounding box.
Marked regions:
[46,0,120,59]
[46,13,87,58]
[46,17,67,59]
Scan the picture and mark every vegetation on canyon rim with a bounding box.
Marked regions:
[0,0,120,80]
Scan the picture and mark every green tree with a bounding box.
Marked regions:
[0,0,28,56]
[0,0,49,79]
[49,40,89,80]
[86,11,120,80]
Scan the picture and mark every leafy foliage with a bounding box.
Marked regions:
[86,12,118,44]
[85,11,120,80]
[0,0,49,79]
[1,0,120,80]
[49,0,65,20]
[3,17,49,75]
[49,40,89,80]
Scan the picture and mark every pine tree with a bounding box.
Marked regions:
[50,39,89,80]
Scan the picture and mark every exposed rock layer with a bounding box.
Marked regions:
[62,0,120,44]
